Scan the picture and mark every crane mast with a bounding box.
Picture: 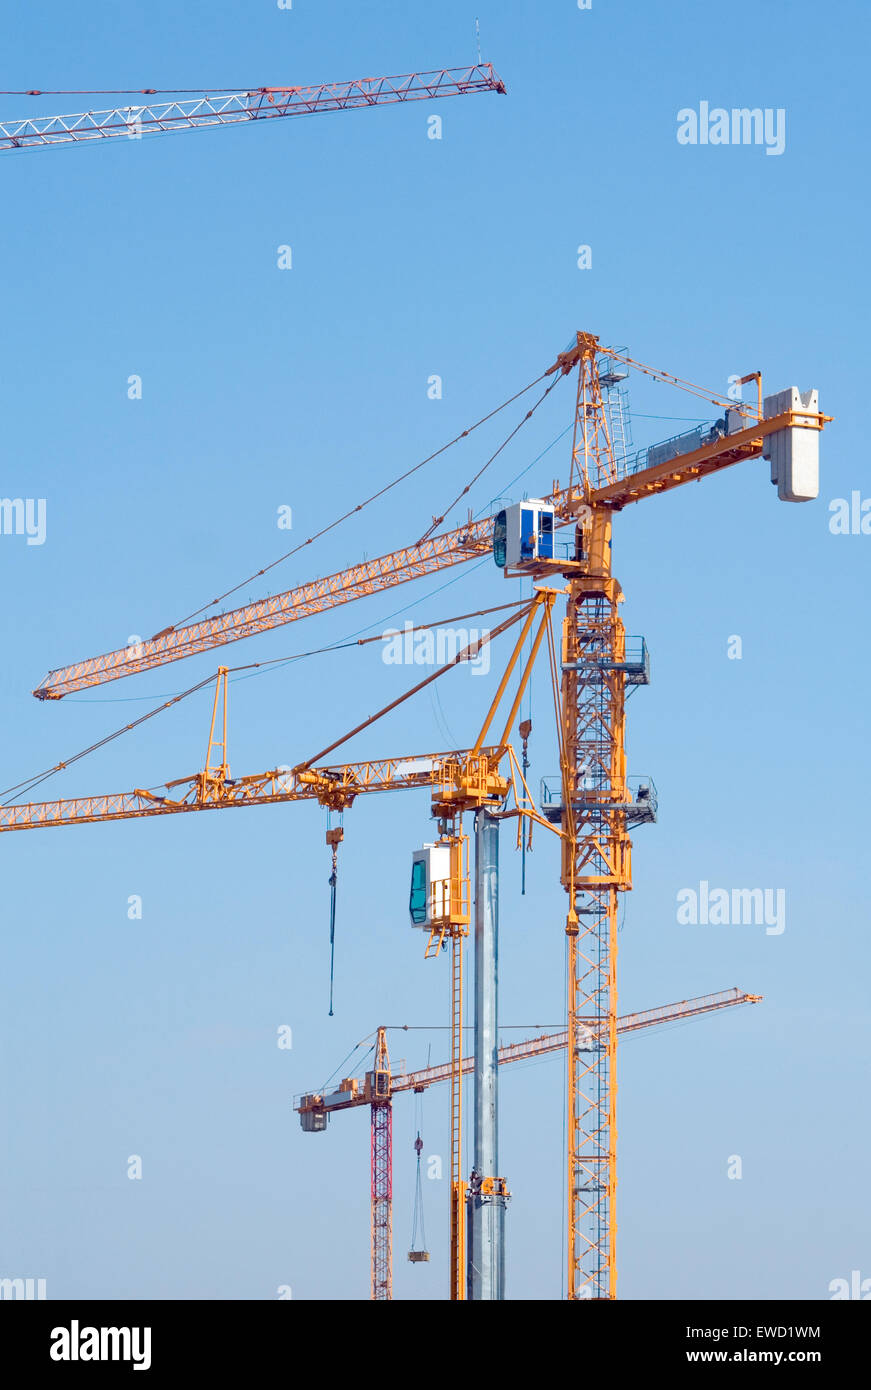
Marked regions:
[370,1029,393,1302]
[560,335,642,1299]
[446,844,469,1302]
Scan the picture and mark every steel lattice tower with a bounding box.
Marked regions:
[370,1032,393,1300]
[562,335,631,1299]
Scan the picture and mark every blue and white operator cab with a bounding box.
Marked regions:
[493,500,555,570]
[409,843,451,928]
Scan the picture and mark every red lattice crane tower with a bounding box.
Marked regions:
[297,990,762,1300]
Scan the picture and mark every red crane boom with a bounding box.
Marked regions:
[0,65,505,152]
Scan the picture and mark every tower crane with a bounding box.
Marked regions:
[3,610,535,835]
[297,988,763,1300]
[32,345,825,703]
[0,65,504,153]
[3,599,556,1302]
[549,339,826,1299]
[25,332,829,1299]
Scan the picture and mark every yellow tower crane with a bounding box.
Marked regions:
[3,600,554,1303]
[24,332,829,1299]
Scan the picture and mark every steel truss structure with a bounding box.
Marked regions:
[0,66,505,153]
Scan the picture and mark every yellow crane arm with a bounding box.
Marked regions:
[0,747,504,834]
[581,409,827,510]
[31,335,830,702]
[33,519,497,701]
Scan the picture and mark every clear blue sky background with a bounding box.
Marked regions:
[0,0,867,1301]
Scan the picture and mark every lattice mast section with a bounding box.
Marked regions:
[569,332,621,495]
[449,924,466,1300]
[370,1029,393,1301]
[562,334,630,1299]
[422,830,470,1301]
[599,351,633,476]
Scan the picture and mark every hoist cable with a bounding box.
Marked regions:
[165,367,553,633]
[4,598,529,804]
[296,602,535,771]
[0,673,216,804]
[417,370,566,543]
[328,856,338,1017]
[411,1133,427,1253]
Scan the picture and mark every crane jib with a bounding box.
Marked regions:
[0,66,506,152]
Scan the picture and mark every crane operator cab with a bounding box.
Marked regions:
[409,843,451,928]
[493,500,555,572]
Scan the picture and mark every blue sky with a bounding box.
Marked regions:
[0,0,868,1301]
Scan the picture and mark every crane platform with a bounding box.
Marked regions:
[539,774,658,828]
[561,636,650,685]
